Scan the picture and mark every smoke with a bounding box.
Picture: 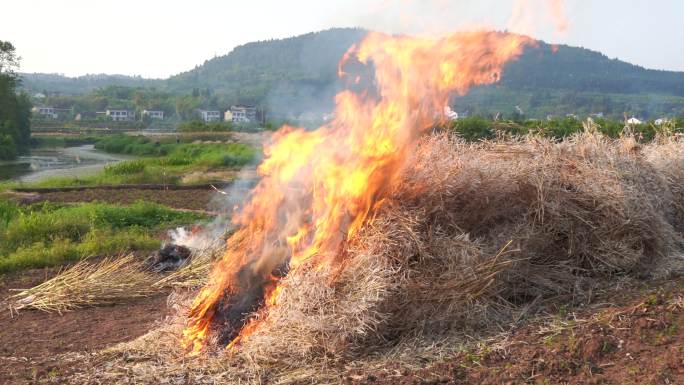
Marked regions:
[264,28,366,122]
[167,167,258,252]
[331,0,569,40]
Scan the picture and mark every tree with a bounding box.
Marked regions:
[0,40,31,159]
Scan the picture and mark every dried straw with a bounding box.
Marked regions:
[8,255,158,313]
[50,131,684,384]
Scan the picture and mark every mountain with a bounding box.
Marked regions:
[166,28,367,116]
[166,28,684,118]
[19,73,163,95]
[21,28,684,119]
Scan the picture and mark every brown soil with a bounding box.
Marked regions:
[344,277,684,385]
[0,267,170,385]
[7,187,218,211]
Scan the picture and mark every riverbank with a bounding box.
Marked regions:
[0,145,136,182]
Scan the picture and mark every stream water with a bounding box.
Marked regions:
[0,145,136,183]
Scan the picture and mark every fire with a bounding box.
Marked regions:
[183,30,532,353]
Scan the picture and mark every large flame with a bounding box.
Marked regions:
[183,30,532,353]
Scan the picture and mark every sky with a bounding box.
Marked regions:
[1,0,683,78]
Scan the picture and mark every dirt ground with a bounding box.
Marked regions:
[6,187,219,212]
[1,272,682,384]
[0,267,170,384]
[344,277,684,385]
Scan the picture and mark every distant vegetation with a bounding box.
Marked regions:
[448,116,684,142]
[20,28,684,121]
[0,40,31,159]
[16,135,258,187]
[179,120,233,132]
[20,73,162,94]
[0,200,204,272]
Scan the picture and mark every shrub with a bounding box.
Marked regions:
[179,120,233,132]
[449,117,494,141]
[104,160,147,175]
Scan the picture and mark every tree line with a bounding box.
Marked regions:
[0,40,31,159]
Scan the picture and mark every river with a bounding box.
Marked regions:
[0,145,136,183]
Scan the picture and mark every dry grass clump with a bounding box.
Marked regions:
[8,255,157,313]
[8,247,220,314]
[63,131,684,384]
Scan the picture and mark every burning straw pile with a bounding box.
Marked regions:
[68,130,684,384]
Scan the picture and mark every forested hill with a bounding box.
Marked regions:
[166,28,684,117]
[166,28,368,114]
[502,41,684,96]
[20,28,684,118]
[20,73,162,95]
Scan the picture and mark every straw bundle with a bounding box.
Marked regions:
[9,255,158,313]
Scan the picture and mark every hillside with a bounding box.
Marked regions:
[166,28,367,116]
[168,29,684,118]
[19,73,163,95]
[20,28,684,119]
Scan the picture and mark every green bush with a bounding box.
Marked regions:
[104,160,147,175]
[179,120,233,132]
[0,134,17,160]
[95,135,171,156]
[449,117,494,141]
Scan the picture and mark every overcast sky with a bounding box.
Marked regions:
[1,0,682,78]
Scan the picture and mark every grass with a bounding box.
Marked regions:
[0,200,206,273]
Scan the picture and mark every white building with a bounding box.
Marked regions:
[655,118,670,126]
[106,109,135,122]
[36,106,57,119]
[626,117,643,125]
[142,110,164,120]
[224,110,233,122]
[230,105,257,123]
[199,110,221,122]
[34,106,71,119]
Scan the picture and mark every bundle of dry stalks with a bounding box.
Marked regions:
[8,255,158,313]
[8,247,221,314]
[64,131,684,384]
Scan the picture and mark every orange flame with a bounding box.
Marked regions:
[183,30,532,353]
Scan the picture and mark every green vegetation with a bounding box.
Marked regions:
[0,200,205,272]
[21,29,684,121]
[448,116,684,141]
[0,40,31,159]
[14,135,257,187]
[179,120,233,132]
[31,135,100,148]
[94,135,172,156]
[95,135,256,164]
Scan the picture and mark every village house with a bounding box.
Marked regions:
[198,109,221,122]
[106,109,135,122]
[224,110,233,122]
[142,110,164,120]
[33,106,72,119]
[627,117,643,125]
[35,106,56,118]
[230,105,257,123]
